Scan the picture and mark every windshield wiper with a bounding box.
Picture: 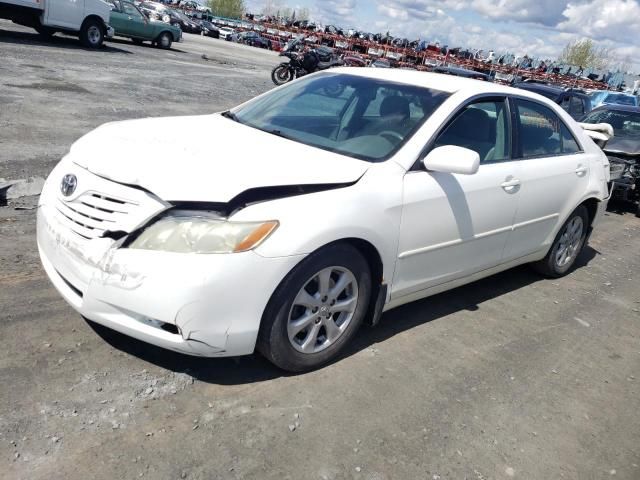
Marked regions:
[264,129,293,140]
[221,110,240,122]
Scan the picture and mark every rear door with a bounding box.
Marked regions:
[503,97,589,260]
[46,0,85,29]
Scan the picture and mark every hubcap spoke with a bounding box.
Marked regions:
[323,318,342,342]
[317,269,332,297]
[300,322,322,353]
[329,272,350,298]
[289,312,317,336]
[332,296,357,313]
[294,289,320,309]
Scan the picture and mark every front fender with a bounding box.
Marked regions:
[231,162,406,287]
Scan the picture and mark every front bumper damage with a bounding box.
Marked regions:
[37,197,304,358]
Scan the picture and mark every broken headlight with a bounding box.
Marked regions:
[128,211,278,254]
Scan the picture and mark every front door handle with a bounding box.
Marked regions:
[501,178,521,193]
[575,165,588,176]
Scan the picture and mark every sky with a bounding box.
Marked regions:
[243,0,640,72]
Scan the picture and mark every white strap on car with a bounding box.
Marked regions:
[578,122,614,147]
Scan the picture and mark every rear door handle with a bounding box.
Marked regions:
[575,166,588,176]
[501,178,521,192]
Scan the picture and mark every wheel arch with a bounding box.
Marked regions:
[580,197,600,227]
[260,237,386,334]
[81,14,106,33]
[156,29,173,41]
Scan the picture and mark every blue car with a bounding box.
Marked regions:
[590,91,638,108]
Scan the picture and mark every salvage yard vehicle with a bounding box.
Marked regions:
[515,82,592,120]
[581,105,640,216]
[272,38,345,86]
[0,0,114,47]
[109,0,181,48]
[218,26,234,40]
[590,91,639,108]
[38,69,611,372]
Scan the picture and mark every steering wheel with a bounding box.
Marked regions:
[379,130,404,143]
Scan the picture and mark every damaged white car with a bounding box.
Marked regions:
[38,69,611,371]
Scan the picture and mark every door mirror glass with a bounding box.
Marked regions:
[423,145,480,175]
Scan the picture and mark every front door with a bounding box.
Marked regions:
[392,98,520,300]
[119,1,149,37]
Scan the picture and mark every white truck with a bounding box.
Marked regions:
[0,0,114,48]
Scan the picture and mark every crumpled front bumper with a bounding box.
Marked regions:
[37,200,304,357]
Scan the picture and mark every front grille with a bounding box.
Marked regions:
[56,192,140,239]
[52,168,169,241]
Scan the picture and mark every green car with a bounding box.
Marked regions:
[109,0,182,49]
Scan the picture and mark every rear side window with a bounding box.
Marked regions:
[515,99,581,157]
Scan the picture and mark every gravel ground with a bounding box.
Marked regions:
[1,20,640,480]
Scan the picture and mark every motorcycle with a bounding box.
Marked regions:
[271,37,346,86]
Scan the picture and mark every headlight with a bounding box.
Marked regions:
[128,211,278,254]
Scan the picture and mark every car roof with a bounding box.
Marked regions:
[516,83,563,94]
[589,104,640,114]
[327,67,548,99]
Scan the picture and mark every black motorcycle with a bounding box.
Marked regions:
[271,38,344,86]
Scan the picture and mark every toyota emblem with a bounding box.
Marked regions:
[60,174,77,197]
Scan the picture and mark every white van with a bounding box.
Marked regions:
[0,0,114,48]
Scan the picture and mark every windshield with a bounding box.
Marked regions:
[582,109,640,138]
[173,10,190,21]
[603,93,638,106]
[231,73,450,162]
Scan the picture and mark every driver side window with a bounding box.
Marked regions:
[433,99,510,164]
[123,2,143,19]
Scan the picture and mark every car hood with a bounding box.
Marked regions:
[68,114,370,202]
[604,136,640,157]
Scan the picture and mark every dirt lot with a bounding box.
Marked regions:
[1,21,640,480]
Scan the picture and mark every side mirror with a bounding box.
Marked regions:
[423,145,480,175]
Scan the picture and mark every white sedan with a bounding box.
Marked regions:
[37,69,610,371]
[218,26,235,40]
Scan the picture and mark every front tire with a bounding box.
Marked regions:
[258,243,372,372]
[80,18,104,48]
[156,32,172,49]
[533,205,589,278]
[271,64,292,86]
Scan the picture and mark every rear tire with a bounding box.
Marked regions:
[532,205,589,278]
[258,243,372,372]
[271,64,292,86]
[35,24,56,38]
[80,18,104,48]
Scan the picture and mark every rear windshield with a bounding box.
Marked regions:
[604,94,638,106]
[231,73,449,162]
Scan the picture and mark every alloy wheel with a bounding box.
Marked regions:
[555,216,584,268]
[287,266,358,354]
